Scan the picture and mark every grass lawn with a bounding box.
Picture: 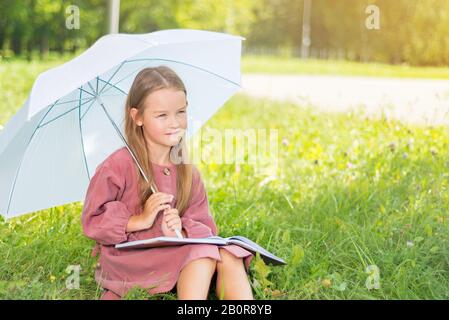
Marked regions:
[0,58,66,126]
[242,55,449,79]
[0,58,448,299]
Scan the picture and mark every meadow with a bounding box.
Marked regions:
[242,55,449,79]
[0,56,448,299]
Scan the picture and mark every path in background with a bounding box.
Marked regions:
[241,74,449,126]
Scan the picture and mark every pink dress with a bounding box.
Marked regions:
[81,147,253,299]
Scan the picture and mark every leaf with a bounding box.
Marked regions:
[414,236,424,243]
[291,245,305,267]
[271,289,283,298]
[253,252,273,288]
[424,224,433,237]
[281,230,291,243]
[430,246,439,253]
[335,282,347,292]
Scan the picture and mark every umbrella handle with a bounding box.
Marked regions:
[149,184,184,239]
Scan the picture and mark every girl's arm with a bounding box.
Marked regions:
[126,214,150,233]
[81,163,134,245]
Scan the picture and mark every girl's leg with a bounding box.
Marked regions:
[215,248,254,300]
[176,257,217,300]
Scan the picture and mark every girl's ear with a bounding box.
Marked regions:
[130,107,143,126]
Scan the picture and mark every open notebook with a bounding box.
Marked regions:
[115,235,286,266]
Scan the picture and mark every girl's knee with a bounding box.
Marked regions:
[217,249,243,270]
[182,257,217,274]
[198,257,218,268]
[177,258,217,300]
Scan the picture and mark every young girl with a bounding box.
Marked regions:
[81,66,254,300]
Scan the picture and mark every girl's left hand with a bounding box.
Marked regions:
[161,207,183,237]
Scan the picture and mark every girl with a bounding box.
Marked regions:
[81,66,254,300]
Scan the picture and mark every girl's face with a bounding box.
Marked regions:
[130,88,188,148]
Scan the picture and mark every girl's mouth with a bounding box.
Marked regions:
[165,129,184,137]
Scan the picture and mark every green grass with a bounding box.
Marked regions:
[204,95,449,299]
[0,59,448,299]
[242,55,449,79]
[0,58,66,126]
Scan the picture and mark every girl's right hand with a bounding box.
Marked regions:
[141,192,174,229]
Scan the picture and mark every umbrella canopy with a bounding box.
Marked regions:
[0,29,244,219]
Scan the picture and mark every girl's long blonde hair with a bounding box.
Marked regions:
[124,66,193,217]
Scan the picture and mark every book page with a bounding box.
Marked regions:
[226,236,279,259]
[115,236,227,249]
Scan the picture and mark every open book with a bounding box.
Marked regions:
[115,235,286,266]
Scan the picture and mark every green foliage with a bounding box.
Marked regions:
[0,58,67,124]
[0,0,106,59]
[1,0,449,66]
[242,56,449,79]
[0,60,448,299]
[122,286,177,300]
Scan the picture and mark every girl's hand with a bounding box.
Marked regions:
[161,208,183,237]
[141,192,174,229]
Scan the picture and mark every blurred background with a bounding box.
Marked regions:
[0,0,448,66]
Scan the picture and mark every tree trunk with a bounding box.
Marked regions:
[39,31,49,59]
[11,30,22,56]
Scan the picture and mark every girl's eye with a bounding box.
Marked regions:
[178,110,186,114]
[157,114,167,118]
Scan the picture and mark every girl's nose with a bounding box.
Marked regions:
[168,116,180,127]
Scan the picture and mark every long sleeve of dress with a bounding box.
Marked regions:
[81,164,132,246]
[181,167,219,238]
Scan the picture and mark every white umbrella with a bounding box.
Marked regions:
[0,29,244,221]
